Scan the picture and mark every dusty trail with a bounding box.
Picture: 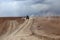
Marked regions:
[0,20,19,36]
[5,20,18,35]
[0,18,38,40]
[8,19,29,36]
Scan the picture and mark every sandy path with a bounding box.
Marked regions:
[0,18,41,40]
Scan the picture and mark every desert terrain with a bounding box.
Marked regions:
[0,16,60,40]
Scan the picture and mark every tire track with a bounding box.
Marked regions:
[8,19,29,36]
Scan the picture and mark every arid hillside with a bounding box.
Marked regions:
[31,16,60,39]
[0,16,60,40]
[0,17,25,36]
[33,16,60,35]
[0,17,25,24]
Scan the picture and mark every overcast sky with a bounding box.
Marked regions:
[0,0,60,17]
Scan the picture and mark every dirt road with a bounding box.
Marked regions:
[0,18,41,40]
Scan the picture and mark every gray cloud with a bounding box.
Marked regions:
[0,0,45,17]
[0,0,60,17]
[44,0,60,16]
[14,0,25,1]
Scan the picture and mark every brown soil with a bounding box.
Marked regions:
[33,16,60,35]
[0,16,60,40]
[0,17,25,36]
